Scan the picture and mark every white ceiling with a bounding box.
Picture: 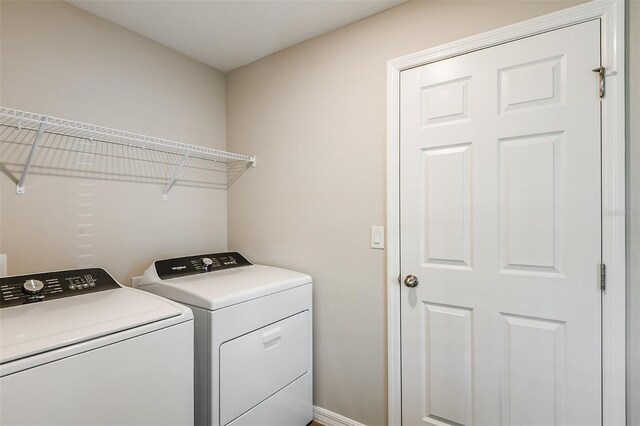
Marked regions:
[68,0,406,72]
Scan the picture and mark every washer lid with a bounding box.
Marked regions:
[140,264,311,311]
[0,287,188,364]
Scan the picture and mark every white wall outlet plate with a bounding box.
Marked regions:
[131,276,142,288]
[0,254,7,277]
[370,226,385,250]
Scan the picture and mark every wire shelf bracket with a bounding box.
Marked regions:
[162,151,190,200]
[15,119,48,194]
[0,107,256,197]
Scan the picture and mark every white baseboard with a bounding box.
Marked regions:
[313,406,367,426]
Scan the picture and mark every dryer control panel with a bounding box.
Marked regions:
[0,268,121,309]
[155,252,252,280]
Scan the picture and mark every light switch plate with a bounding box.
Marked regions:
[370,226,385,250]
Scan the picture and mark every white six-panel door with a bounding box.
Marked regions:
[400,20,602,425]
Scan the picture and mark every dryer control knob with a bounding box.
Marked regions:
[202,258,214,271]
[23,279,45,295]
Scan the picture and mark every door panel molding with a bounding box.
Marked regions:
[386,2,625,425]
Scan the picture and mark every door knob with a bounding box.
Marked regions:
[404,275,419,288]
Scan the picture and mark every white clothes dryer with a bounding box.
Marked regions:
[0,267,194,426]
[136,252,313,426]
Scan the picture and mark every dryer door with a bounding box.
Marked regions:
[219,310,310,425]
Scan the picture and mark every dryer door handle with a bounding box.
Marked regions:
[262,327,282,350]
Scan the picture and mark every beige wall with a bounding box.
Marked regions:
[0,1,228,283]
[627,0,639,424]
[227,1,586,424]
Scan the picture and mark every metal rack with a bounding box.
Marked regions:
[0,107,256,199]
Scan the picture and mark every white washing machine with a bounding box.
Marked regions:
[136,252,313,426]
[0,267,194,426]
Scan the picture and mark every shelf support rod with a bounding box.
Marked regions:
[162,151,190,200]
[16,119,48,195]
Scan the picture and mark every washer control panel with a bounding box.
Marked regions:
[155,252,252,280]
[0,268,121,309]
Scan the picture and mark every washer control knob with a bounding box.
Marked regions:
[23,279,45,295]
[202,258,214,271]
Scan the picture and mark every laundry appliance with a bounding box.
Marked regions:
[0,267,194,425]
[136,252,313,426]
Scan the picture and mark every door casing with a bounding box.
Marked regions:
[385,2,626,425]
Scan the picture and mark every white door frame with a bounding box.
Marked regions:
[386,1,626,425]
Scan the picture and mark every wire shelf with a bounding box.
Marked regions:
[0,107,255,198]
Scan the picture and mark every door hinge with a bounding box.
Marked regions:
[600,263,606,291]
[592,66,606,99]
[398,274,401,285]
